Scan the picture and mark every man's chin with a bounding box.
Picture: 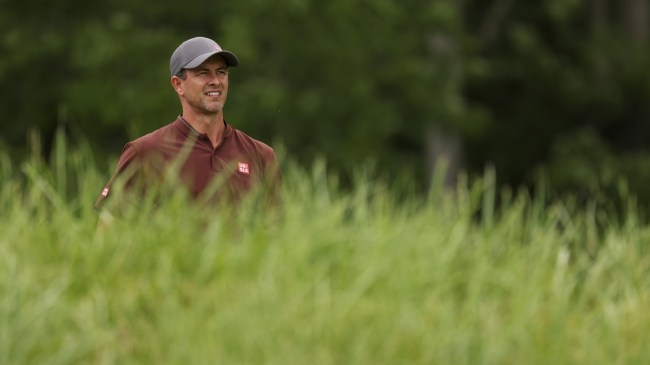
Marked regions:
[201,104,224,114]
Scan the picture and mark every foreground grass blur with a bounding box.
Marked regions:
[1,137,650,364]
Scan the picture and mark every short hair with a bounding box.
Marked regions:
[176,69,187,80]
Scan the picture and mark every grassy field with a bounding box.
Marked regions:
[2,140,650,364]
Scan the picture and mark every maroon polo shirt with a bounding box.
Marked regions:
[95,117,280,208]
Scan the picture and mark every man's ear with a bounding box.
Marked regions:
[171,76,183,95]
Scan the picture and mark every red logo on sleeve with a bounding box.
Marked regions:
[238,162,250,175]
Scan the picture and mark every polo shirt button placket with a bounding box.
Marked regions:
[207,137,221,173]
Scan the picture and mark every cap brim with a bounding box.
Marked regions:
[183,51,240,69]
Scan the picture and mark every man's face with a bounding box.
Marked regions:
[176,55,229,115]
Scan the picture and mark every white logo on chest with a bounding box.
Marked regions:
[238,162,250,175]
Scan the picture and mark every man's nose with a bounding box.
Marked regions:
[208,73,221,84]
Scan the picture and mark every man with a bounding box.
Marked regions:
[95,36,281,210]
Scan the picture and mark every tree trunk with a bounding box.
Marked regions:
[621,0,648,40]
[425,126,463,188]
[424,0,465,189]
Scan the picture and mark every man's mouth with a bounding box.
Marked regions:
[205,91,222,97]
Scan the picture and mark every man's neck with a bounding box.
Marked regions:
[182,112,226,148]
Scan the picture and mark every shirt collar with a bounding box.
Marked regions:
[174,115,233,140]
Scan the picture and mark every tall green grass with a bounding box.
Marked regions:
[2,134,650,364]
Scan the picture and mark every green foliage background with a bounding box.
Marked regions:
[2,0,650,197]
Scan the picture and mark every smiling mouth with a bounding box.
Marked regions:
[205,91,222,97]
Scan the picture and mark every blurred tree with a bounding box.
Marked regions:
[217,0,470,186]
[461,0,650,197]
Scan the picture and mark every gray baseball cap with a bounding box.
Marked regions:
[169,37,239,77]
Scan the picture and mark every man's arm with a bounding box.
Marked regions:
[94,142,141,211]
[259,145,282,207]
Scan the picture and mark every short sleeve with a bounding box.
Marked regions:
[94,142,141,209]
